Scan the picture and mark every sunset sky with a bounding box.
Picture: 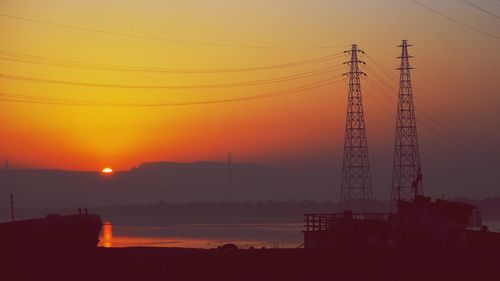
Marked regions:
[0,0,499,198]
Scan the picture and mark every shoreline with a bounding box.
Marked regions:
[3,246,500,280]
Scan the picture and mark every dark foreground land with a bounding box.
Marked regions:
[2,247,500,281]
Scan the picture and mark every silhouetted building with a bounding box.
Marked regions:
[304,196,477,249]
[304,211,390,249]
[395,196,474,248]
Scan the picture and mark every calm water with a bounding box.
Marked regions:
[483,221,500,232]
[99,220,500,249]
[99,220,304,249]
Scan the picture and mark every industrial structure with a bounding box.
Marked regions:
[304,40,493,249]
[226,152,234,202]
[339,44,373,212]
[391,40,423,207]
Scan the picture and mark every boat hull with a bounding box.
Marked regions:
[0,213,102,251]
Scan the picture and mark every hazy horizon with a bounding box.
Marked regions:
[1,159,499,209]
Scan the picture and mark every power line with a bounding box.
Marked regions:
[364,76,397,105]
[366,54,447,109]
[412,89,470,130]
[363,53,398,82]
[415,105,477,145]
[364,53,479,135]
[366,49,476,134]
[364,64,398,93]
[363,89,394,116]
[365,70,478,146]
[365,77,468,149]
[458,0,500,20]
[0,64,344,90]
[0,13,347,50]
[410,0,500,40]
[418,117,466,148]
[0,50,345,74]
[0,77,343,107]
[363,81,467,149]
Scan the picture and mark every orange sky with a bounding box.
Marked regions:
[0,0,499,173]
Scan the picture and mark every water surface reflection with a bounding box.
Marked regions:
[99,221,303,248]
[102,222,113,248]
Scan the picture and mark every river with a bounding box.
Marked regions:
[99,219,304,249]
[98,219,500,249]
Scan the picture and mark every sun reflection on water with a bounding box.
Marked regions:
[98,221,303,249]
[102,221,113,248]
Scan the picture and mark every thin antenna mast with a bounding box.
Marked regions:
[227,152,233,202]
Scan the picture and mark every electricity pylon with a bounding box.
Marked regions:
[339,44,373,212]
[391,40,423,207]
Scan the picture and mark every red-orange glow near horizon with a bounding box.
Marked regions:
[102,222,112,248]
[101,167,113,174]
[0,1,497,172]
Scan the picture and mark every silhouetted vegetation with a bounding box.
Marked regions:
[3,197,500,222]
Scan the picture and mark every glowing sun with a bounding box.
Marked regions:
[101,167,113,174]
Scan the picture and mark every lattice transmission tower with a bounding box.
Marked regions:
[226,152,233,202]
[339,44,373,211]
[391,40,423,206]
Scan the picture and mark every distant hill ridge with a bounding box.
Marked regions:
[2,161,309,208]
[133,161,271,170]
